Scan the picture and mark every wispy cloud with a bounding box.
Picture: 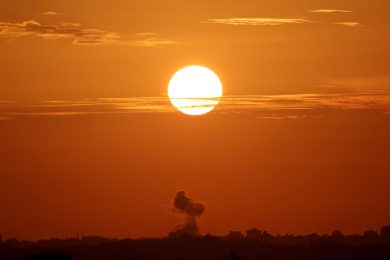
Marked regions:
[1,94,389,121]
[257,115,308,120]
[204,18,313,26]
[132,32,176,47]
[41,11,60,16]
[0,19,119,45]
[0,19,175,46]
[60,22,82,27]
[309,9,352,13]
[334,22,360,27]
[218,94,390,113]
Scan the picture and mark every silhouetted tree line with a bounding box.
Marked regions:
[0,226,389,260]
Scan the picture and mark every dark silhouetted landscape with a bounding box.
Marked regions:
[1,226,390,260]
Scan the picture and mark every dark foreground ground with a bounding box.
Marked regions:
[1,235,390,260]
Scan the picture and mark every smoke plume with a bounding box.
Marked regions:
[168,191,206,238]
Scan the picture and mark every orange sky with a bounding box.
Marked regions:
[1,0,390,100]
[0,0,390,241]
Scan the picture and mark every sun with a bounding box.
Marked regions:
[168,66,223,115]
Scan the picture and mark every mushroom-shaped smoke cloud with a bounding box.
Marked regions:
[168,191,206,238]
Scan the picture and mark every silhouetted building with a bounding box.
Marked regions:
[262,231,271,242]
[246,228,262,240]
[331,230,343,238]
[227,231,245,240]
[306,233,320,242]
[1,229,390,260]
[203,233,219,241]
[381,226,390,240]
[81,236,110,245]
[4,238,19,246]
[363,230,380,243]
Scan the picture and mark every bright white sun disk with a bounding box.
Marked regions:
[168,66,223,115]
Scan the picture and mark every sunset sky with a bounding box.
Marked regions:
[1,0,390,241]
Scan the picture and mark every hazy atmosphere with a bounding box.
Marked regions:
[1,0,390,244]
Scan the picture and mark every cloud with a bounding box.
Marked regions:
[309,9,352,13]
[257,115,307,120]
[1,93,389,121]
[61,22,82,27]
[218,94,390,112]
[334,22,360,27]
[41,11,60,16]
[0,19,174,46]
[132,32,176,47]
[0,19,120,45]
[204,18,313,26]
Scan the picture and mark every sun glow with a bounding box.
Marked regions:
[168,66,223,115]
